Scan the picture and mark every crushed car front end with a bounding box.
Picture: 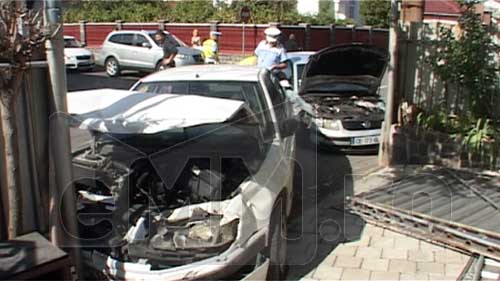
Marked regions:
[67,89,286,280]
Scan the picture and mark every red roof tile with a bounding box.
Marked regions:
[425,0,461,15]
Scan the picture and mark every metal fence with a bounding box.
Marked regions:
[63,21,389,54]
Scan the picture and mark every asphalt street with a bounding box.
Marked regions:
[66,69,380,280]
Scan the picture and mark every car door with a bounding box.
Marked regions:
[112,33,135,68]
[131,34,157,70]
[259,71,295,197]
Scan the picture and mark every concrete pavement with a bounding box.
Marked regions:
[299,169,471,281]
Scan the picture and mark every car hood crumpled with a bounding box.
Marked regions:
[67,89,246,134]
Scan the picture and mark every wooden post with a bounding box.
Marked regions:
[379,0,400,167]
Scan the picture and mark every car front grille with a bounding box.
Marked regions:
[77,55,91,60]
[342,120,382,130]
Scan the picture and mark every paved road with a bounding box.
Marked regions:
[66,70,379,280]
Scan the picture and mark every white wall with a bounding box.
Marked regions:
[297,0,320,15]
[296,0,361,23]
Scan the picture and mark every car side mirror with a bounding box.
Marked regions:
[280,118,299,138]
[142,42,152,48]
[81,43,87,48]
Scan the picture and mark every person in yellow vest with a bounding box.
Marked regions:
[202,31,221,64]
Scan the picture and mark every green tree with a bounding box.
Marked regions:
[170,0,215,23]
[63,0,354,25]
[360,0,390,28]
[428,0,499,119]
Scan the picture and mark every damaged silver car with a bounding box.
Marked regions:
[67,66,297,280]
[300,44,389,150]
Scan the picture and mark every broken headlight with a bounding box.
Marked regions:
[147,216,239,252]
[128,216,239,267]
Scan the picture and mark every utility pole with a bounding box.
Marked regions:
[44,0,82,277]
[379,0,400,167]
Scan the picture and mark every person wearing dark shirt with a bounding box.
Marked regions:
[285,33,300,51]
[153,30,178,68]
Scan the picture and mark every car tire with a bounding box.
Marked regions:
[155,61,163,72]
[105,57,120,77]
[266,195,288,281]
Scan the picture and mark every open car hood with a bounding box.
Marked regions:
[300,44,389,95]
[67,89,246,134]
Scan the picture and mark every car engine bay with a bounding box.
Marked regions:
[303,95,385,121]
[72,124,264,270]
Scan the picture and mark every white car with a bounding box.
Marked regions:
[284,51,315,94]
[64,36,94,70]
[67,65,297,280]
[300,44,389,151]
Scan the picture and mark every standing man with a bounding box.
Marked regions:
[254,27,288,70]
[202,31,221,64]
[153,30,178,69]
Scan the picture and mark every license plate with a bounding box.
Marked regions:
[351,136,379,146]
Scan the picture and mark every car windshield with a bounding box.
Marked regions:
[134,81,265,119]
[148,32,186,48]
[64,38,81,48]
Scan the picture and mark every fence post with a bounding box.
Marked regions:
[209,20,219,32]
[79,20,87,46]
[158,19,167,31]
[300,23,311,50]
[329,23,336,46]
[115,20,124,31]
[350,25,356,42]
[368,26,373,44]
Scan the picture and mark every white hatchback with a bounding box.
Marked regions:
[64,36,94,70]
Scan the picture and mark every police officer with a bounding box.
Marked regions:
[202,31,221,64]
[254,27,288,70]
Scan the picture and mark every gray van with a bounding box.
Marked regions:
[96,30,204,77]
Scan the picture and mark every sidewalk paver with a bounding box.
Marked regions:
[299,168,471,281]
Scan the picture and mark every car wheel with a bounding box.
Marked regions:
[105,57,120,77]
[155,61,163,72]
[266,195,288,280]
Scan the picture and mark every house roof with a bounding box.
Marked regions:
[425,0,461,15]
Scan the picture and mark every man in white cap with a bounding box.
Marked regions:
[254,27,288,70]
[202,31,221,64]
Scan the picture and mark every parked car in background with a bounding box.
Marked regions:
[64,36,94,71]
[300,44,389,151]
[283,51,314,94]
[67,65,298,280]
[96,30,204,77]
